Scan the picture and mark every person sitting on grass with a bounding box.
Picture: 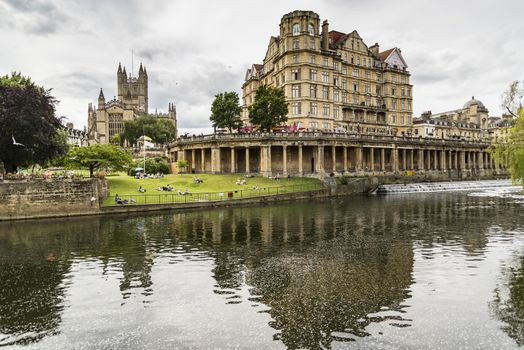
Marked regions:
[138,186,146,193]
[115,194,121,203]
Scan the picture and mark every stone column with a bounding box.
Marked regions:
[410,149,414,170]
[356,147,363,172]
[316,145,324,174]
[343,147,348,173]
[245,147,250,174]
[230,147,235,173]
[298,144,303,176]
[201,149,205,173]
[332,146,337,173]
[448,150,452,170]
[370,148,375,172]
[402,149,407,171]
[260,145,272,177]
[441,150,446,170]
[418,149,425,171]
[479,151,484,169]
[211,147,220,173]
[392,148,399,173]
[283,146,288,176]
[434,150,438,170]
[460,151,466,170]
[191,149,196,173]
[380,148,385,172]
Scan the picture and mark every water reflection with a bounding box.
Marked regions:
[0,191,523,349]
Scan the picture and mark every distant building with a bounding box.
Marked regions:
[413,97,515,141]
[87,63,177,145]
[242,10,413,135]
[64,122,88,147]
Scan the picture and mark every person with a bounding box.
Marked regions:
[138,186,146,193]
[90,196,96,206]
[115,194,121,203]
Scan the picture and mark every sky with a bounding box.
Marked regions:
[1,0,523,134]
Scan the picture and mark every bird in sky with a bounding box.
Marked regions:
[12,136,25,147]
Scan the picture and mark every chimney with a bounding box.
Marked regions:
[321,20,329,50]
[370,43,379,57]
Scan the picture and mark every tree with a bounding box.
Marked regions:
[248,85,288,132]
[66,144,132,177]
[0,72,68,173]
[210,91,242,133]
[128,157,170,176]
[176,159,188,173]
[121,116,177,147]
[501,80,524,118]
[492,109,524,187]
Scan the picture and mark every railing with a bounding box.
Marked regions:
[103,182,325,207]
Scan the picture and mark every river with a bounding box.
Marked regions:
[1,186,523,349]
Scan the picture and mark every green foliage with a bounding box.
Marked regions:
[65,144,132,177]
[177,159,189,172]
[0,72,68,173]
[121,115,177,147]
[248,85,288,132]
[492,110,524,187]
[110,133,122,146]
[128,157,170,176]
[339,175,350,185]
[210,91,242,132]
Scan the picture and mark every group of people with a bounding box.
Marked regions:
[135,172,164,179]
[193,177,204,184]
[236,178,247,185]
[156,184,174,191]
[114,194,135,205]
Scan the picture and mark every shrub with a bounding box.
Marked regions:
[128,157,170,176]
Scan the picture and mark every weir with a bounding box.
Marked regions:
[373,179,519,194]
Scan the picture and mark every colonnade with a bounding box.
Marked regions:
[173,142,506,177]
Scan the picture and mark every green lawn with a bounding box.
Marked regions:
[104,173,323,206]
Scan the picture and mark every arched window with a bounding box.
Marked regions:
[308,23,314,35]
[292,23,300,35]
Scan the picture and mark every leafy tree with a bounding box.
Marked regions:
[128,157,170,176]
[0,72,68,173]
[121,116,177,147]
[501,80,524,118]
[210,91,242,133]
[492,110,524,188]
[66,144,132,177]
[176,159,188,173]
[248,85,288,132]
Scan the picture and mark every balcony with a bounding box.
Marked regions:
[341,101,387,113]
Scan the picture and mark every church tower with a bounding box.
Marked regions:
[117,62,148,114]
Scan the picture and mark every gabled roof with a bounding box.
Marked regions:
[379,47,408,68]
[379,48,395,61]
[329,30,346,46]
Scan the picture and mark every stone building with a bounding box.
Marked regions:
[64,122,88,147]
[412,97,514,142]
[87,63,177,145]
[242,10,413,135]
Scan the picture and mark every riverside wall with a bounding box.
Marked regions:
[0,178,107,221]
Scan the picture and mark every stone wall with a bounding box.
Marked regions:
[0,178,105,221]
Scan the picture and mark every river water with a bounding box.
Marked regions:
[1,186,524,349]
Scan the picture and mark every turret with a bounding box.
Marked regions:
[117,63,124,84]
[98,88,105,109]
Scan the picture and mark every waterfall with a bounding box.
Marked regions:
[374,179,518,194]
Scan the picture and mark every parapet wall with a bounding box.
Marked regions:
[0,178,105,221]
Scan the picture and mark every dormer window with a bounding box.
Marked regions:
[308,23,314,35]
[293,23,300,35]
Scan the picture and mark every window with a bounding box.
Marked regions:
[333,77,338,86]
[108,114,124,138]
[293,23,300,35]
[334,89,339,102]
[342,92,347,103]
[392,74,397,82]
[310,55,316,64]
[293,38,300,49]
[401,87,405,96]
[292,102,301,114]
[310,102,317,115]
[401,100,405,110]
[310,38,315,49]
[352,68,359,77]
[323,104,330,116]
[364,84,370,93]
[292,55,299,63]
[357,57,360,66]
[342,66,347,75]
[352,83,358,92]
[333,107,339,119]
[333,62,339,71]
[309,69,317,81]
[308,23,314,35]
[322,71,329,83]
[365,97,371,106]
[342,79,347,90]
[365,71,371,79]
[281,73,285,83]
[323,57,329,66]
[322,86,329,99]
[401,115,405,125]
[392,114,397,123]
[391,87,396,95]
[323,122,330,129]
[292,84,301,97]
[292,69,300,80]
[392,100,397,109]
[353,95,359,104]
[310,84,317,98]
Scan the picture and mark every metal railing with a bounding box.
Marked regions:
[103,182,325,207]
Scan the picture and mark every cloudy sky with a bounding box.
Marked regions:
[1,0,523,133]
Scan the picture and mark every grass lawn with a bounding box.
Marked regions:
[104,173,323,206]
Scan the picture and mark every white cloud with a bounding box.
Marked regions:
[1,0,523,133]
